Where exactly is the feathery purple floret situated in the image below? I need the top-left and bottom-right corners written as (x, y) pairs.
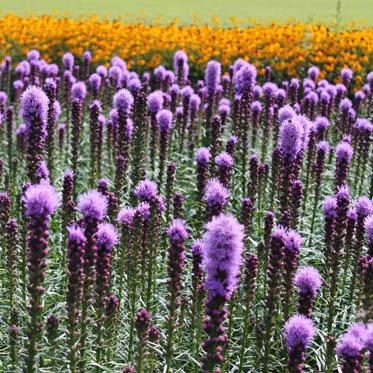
top-left (95, 222), bottom-right (119, 251)
top-left (77, 190), bottom-right (107, 220)
top-left (335, 142), bottom-right (353, 164)
top-left (284, 314), bottom-right (315, 349)
top-left (147, 90), bottom-right (164, 113)
top-left (203, 213), bottom-right (244, 300)
top-left (295, 266), bottom-right (322, 297)
top-left (134, 180), bottom-right (158, 201)
top-left (323, 196), bottom-right (337, 218)
top-left (205, 60), bottom-right (221, 93)
top-left (203, 179), bottom-right (229, 210)
top-left (156, 109), bottom-right (173, 132)
top-left (279, 116), bottom-right (304, 158)
top-left (71, 82), bottom-right (87, 101)
top-left (113, 89), bottom-right (134, 113)
top-left (167, 219), bottom-right (189, 242)
top-left (23, 181), bottom-right (60, 217)
top-left (20, 86), bottom-right (49, 124)
top-left (196, 147), bottom-right (210, 164)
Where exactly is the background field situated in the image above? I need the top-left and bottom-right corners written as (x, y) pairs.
top-left (0, 0), bottom-right (372, 24)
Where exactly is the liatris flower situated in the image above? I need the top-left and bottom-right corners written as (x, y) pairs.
top-left (5, 106), bottom-right (14, 185)
top-left (209, 115), bottom-right (222, 166)
top-left (172, 191), bottom-right (184, 219)
top-left (165, 162), bottom-right (176, 219)
top-left (165, 219), bottom-right (189, 371)
top-left (70, 82), bottom-right (86, 189)
top-left (94, 222), bottom-right (118, 365)
top-left (63, 52), bottom-right (74, 71)
top-left (46, 314), bottom-right (59, 369)
top-left (263, 227), bottom-right (287, 370)
top-left (225, 134), bottom-right (238, 158)
top-left (58, 122), bottom-right (65, 156)
top-left (290, 179), bottom-right (304, 229)
top-left (117, 206), bottom-right (135, 303)
top-left (174, 50), bottom-right (188, 87)
top-left (336, 328), bottom-right (364, 372)
top-left (23, 181), bottom-right (60, 372)
top-left (61, 170), bottom-right (75, 236)
top-left (196, 147), bottom-right (210, 201)
top-left (353, 118), bottom-right (372, 194)
top-left (215, 152), bottom-right (234, 188)
top-left (341, 67), bottom-right (353, 87)
top-left (203, 178), bottom-right (230, 219)
top-left (294, 266), bottom-right (322, 317)
top-left (238, 252), bottom-right (259, 372)
top-left (20, 86), bottom-right (49, 183)
top-left (134, 179), bottom-right (158, 203)
top-left (247, 154), bottom-right (260, 202)
top-left (201, 214), bottom-right (244, 372)
top-left (66, 225), bottom-right (86, 372)
top-left (0, 192), bottom-right (10, 239)
top-left (349, 197), bottom-right (373, 302)
top-left (283, 315), bottom-right (315, 373)
top-left (310, 141), bottom-right (329, 237)
top-left (250, 100), bottom-right (262, 147)
top-left (135, 308), bottom-right (152, 373)
top-left (240, 197), bottom-right (253, 244)
top-left (191, 240), bottom-right (205, 352)
top-left (282, 230), bottom-right (303, 319)
top-left (77, 189), bottom-right (107, 370)
top-left (89, 73), bottom-right (101, 99)
top-left (88, 100), bottom-right (101, 185)
top-left (205, 60), bottom-right (221, 94)
top-left (157, 109), bottom-right (173, 188)
top-left (278, 116), bottom-right (304, 226)
top-left (325, 186), bottom-right (351, 369)
top-left (335, 141), bottom-right (353, 189)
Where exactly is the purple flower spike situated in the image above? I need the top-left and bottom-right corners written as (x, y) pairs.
top-left (336, 142), bottom-right (353, 164)
top-left (77, 190), bottom-right (107, 220)
top-left (167, 219), bottom-right (189, 242)
top-left (71, 82), bottom-right (87, 101)
top-left (196, 147), bottom-right (210, 164)
top-left (156, 109), bottom-right (173, 133)
top-left (279, 116), bottom-right (304, 159)
top-left (95, 222), bottom-right (119, 251)
top-left (354, 197), bottom-right (373, 218)
top-left (203, 213), bottom-right (244, 300)
top-left (23, 181), bottom-right (60, 217)
top-left (203, 178), bottom-right (230, 217)
top-left (117, 207), bottom-right (136, 227)
top-left (134, 180), bottom-right (158, 202)
top-left (284, 314), bottom-right (315, 350)
top-left (113, 88), bottom-right (134, 114)
top-left (147, 90), bottom-right (164, 113)
top-left (323, 196), bottom-right (338, 219)
top-left (20, 86), bottom-right (49, 124)
top-left (205, 60), bottom-right (221, 93)
top-left (336, 334), bottom-right (363, 361)
top-left (295, 266), bottom-right (322, 297)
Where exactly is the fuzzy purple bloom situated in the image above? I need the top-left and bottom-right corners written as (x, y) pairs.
top-left (113, 88), bottom-right (134, 114)
top-left (284, 314), bottom-right (315, 349)
top-left (295, 266), bottom-right (322, 297)
top-left (203, 178), bottom-right (230, 215)
top-left (205, 60), bottom-right (221, 93)
top-left (20, 86), bottom-right (49, 124)
top-left (279, 116), bottom-right (304, 158)
top-left (77, 190), bottom-right (107, 220)
top-left (71, 82), bottom-right (87, 101)
top-left (95, 222), bottom-right (119, 251)
top-left (365, 215), bottom-right (373, 242)
top-left (147, 90), bottom-right (164, 113)
top-left (134, 179), bottom-right (158, 202)
top-left (156, 109), bottom-right (173, 133)
top-left (203, 213), bottom-right (244, 300)
top-left (196, 147), bottom-right (210, 164)
top-left (23, 181), bottom-right (60, 217)
top-left (323, 196), bottom-right (337, 219)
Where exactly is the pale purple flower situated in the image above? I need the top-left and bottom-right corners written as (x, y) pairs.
top-left (23, 181), bottom-right (60, 217)
top-left (77, 190), bottom-right (107, 220)
top-left (95, 222), bottom-right (119, 251)
top-left (294, 266), bottom-right (322, 297)
top-left (203, 213), bottom-right (244, 300)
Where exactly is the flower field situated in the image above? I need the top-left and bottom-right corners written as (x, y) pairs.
top-left (0, 24), bottom-right (372, 373)
top-left (0, 15), bottom-right (373, 85)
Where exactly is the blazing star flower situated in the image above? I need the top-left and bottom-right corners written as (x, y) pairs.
top-left (77, 190), bottom-right (107, 220)
top-left (203, 213), bottom-right (244, 300)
